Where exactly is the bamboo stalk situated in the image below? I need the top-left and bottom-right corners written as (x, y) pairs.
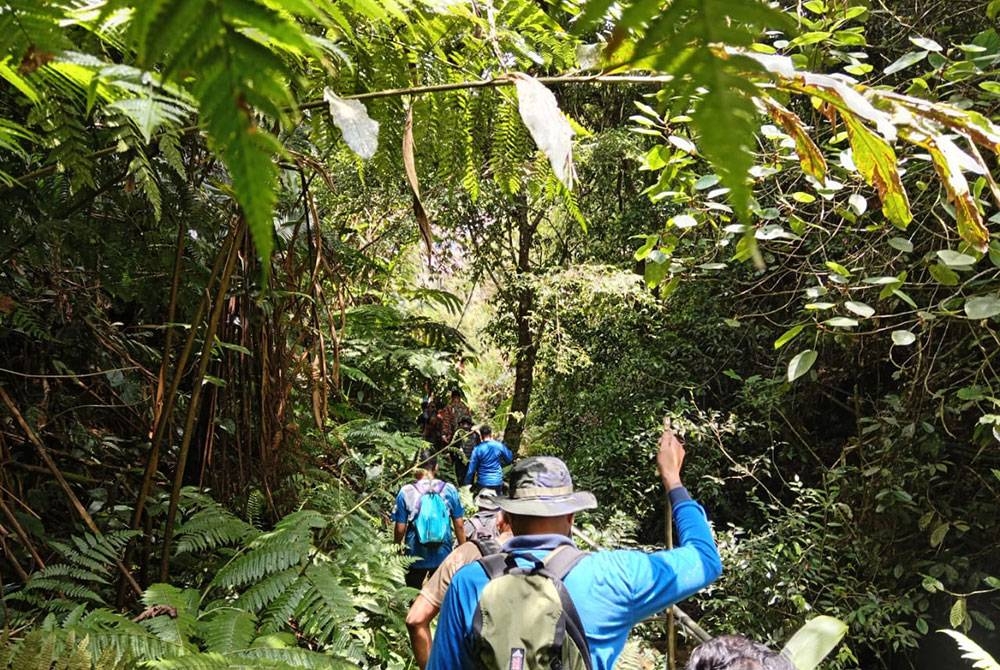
top-left (0, 386), bottom-right (142, 596)
top-left (159, 218), bottom-right (243, 581)
top-left (0, 497), bottom-right (45, 571)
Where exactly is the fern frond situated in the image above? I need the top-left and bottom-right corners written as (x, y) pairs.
top-left (198, 608), bottom-right (257, 654)
top-left (139, 585), bottom-right (200, 647)
top-left (174, 502), bottom-right (258, 555)
top-left (211, 510), bottom-right (325, 590)
top-left (294, 564), bottom-right (354, 643)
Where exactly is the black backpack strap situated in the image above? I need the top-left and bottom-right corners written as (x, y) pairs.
top-left (539, 546), bottom-right (593, 670)
top-left (470, 537), bottom-right (502, 557)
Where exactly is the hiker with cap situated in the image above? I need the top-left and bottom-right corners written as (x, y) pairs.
top-left (393, 451), bottom-right (467, 589)
top-left (463, 425), bottom-right (512, 495)
top-left (406, 493), bottom-right (512, 669)
top-left (427, 425), bottom-right (722, 670)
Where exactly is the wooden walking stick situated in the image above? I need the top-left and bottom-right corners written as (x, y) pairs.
top-left (663, 415), bottom-right (676, 670)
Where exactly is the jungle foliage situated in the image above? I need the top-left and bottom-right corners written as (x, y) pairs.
top-left (1, 0), bottom-right (999, 669)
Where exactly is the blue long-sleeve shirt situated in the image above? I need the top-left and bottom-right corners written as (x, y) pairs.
top-left (463, 439), bottom-right (512, 488)
top-left (426, 488), bottom-right (722, 670)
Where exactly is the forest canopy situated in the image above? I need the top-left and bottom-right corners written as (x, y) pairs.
top-left (1, 0), bottom-right (999, 668)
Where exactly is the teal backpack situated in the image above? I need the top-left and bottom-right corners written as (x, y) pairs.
top-left (407, 479), bottom-right (452, 546)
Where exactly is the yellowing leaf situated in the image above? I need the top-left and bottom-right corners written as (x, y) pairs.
top-left (762, 97), bottom-right (827, 180)
top-left (774, 324), bottom-right (805, 350)
top-left (843, 114), bottom-right (912, 228)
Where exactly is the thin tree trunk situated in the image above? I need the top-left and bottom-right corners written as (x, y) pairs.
top-left (502, 199), bottom-right (541, 452)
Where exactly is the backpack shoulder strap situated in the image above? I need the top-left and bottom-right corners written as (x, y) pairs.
top-left (542, 545), bottom-right (589, 580)
top-left (540, 546), bottom-right (593, 670)
top-left (471, 537), bottom-right (502, 557)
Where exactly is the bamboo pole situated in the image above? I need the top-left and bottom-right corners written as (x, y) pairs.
top-left (0, 386), bottom-right (142, 596)
top-left (159, 218), bottom-right (243, 581)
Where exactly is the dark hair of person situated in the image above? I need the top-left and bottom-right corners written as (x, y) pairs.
top-left (417, 450), bottom-right (438, 471)
top-left (685, 636), bottom-right (794, 670)
top-left (478, 425), bottom-right (492, 438)
top-left (451, 388), bottom-right (462, 399)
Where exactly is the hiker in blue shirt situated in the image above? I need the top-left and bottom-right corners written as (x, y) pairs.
top-left (463, 425), bottom-right (512, 494)
top-left (427, 426), bottom-right (722, 670)
top-left (393, 451), bottom-right (466, 589)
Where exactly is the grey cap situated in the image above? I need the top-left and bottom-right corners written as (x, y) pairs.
top-left (485, 456), bottom-right (597, 517)
top-left (474, 490), bottom-right (500, 511)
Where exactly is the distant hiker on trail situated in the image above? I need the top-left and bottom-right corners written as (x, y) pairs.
top-left (427, 425), bottom-right (722, 670)
top-left (421, 399), bottom-right (445, 449)
top-left (440, 388), bottom-right (472, 446)
top-left (463, 425), bottom-right (512, 494)
top-left (393, 451), bottom-right (466, 589)
top-left (685, 635), bottom-right (794, 670)
top-left (450, 415), bottom-right (479, 484)
top-left (406, 494), bottom-right (512, 669)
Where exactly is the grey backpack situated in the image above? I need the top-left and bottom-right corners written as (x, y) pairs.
top-left (471, 546), bottom-right (592, 670)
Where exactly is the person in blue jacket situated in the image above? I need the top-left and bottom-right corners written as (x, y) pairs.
top-left (463, 425), bottom-right (512, 494)
top-left (428, 426), bottom-right (722, 670)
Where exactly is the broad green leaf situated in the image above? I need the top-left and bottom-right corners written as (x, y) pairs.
top-left (324, 89), bottom-right (379, 160)
top-left (695, 174), bottom-right (721, 190)
top-left (888, 237), bottom-right (913, 252)
top-left (825, 261), bottom-right (851, 277)
top-left (845, 301), bottom-right (875, 318)
top-left (930, 522), bottom-right (950, 547)
top-left (774, 324), bottom-right (805, 350)
top-left (512, 74), bottom-right (576, 189)
top-left (937, 250), bottom-right (977, 268)
top-left (884, 50), bottom-right (928, 75)
top-left (670, 214), bottom-right (698, 228)
top-left (892, 330), bottom-right (916, 346)
top-left (929, 264), bottom-right (960, 286)
top-left (791, 191), bottom-right (815, 203)
top-left (805, 302), bottom-right (835, 310)
top-left (824, 317), bottom-right (858, 328)
top-left (780, 615), bottom-right (848, 670)
top-left (842, 114), bottom-right (912, 228)
top-left (950, 598), bottom-right (968, 629)
top-left (787, 349), bottom-right (818, 383)
top-left (964, 296), bottom-right (1000, 320)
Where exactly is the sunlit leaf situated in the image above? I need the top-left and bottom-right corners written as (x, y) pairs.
top-left (774, 324), bottom-right (805, 350)
top-left (937, 250), bottom-right (977, 268)
top-left (824, 317), bottom-right (858, 328)
top-left (964, 296), bottom-right (1000, 320)
top-left (892, 330), bottom-right (916, 346)
top-left (512, 73), bottom-right (576, 189)
top-left (884, 50), bottom-right (928, 75)
top-left (842, 114), bottom-right (912, 228)
top-left (324, 89), bottom-right (379, 160)
top-left (845, 301), bottom-right (875, 318)
top-left (888, 237), bottom-right (913, 252)
top-left (780, 615), bottom-right (848, 670)
top-left (787, 349), bottom-right (818, 383)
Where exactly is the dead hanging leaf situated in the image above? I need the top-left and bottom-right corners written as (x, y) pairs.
top-left (323, 88), bottom-right (379, 160)
top-left (842, 113), bottom-right (912, 228)
top-left (905, 127), bottom-right (989, 251)
top-left (510, 73), bottom-right (576, 189)
top-left (403, 106), bottom-right (433, 257)
top-left (18, 45), bottom-right (54, 74)
top-left (761, 96), bottom-right (827, 181)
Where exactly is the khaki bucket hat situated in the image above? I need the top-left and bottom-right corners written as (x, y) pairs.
top-left (484, 456), bottom-right (597, 517)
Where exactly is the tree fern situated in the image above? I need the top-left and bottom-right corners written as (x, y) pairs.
top-left (198, 608), bottom-right (257, 654)
top-left (211, 510), bottom-right (326, 590)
